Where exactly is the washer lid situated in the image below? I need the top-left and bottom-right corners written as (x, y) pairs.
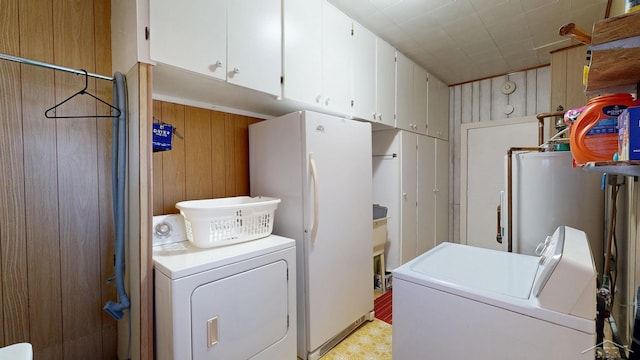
top-left (153, 234), bottom-right (295, 279)
top-left (393, 237), bottom-right (595, 334)
top-left (401, 242), bottom-right (540, 299)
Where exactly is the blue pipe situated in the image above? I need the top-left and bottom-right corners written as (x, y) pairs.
top-left (104, 72), bottom-right (130, 320)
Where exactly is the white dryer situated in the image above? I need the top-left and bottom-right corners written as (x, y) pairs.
top-left (393, 225), bottom-right (597, 359)
top-left (152, 215), bottom-right (296, 360)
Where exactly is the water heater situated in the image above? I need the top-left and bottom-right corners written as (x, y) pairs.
top-left (501, 151), bottom-right (604, 273)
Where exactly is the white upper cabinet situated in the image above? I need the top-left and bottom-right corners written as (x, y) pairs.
top-left (321, 0), bottom-right (352, 114)
top-left (396, 53), bottom-right (428, 135)
top-left (350, 20), bottom-right (376, 122)
top-left (283, 0), bottom-right (351, 114)
top-left (282, 0), bottom-right (322, 105)
top-left (227, 0), bottom-right (282, 96)
top-left (149, 0), bottom-right (282, 97)
top-left (149, 0), bottom-right (227, 80)
top-left (396, 52), bottom-right (413, 132)
top-left (374, 38), bottom-right (396, 127)
top-left (427, 73), bottom-right (450, 140)
top-left (412, 65), bottom-right (428, 135)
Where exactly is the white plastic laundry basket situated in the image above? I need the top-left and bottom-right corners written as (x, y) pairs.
top-left (175, 196), bottom-right (280, 248)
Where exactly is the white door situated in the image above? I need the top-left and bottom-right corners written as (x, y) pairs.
top-left (416, 135), bottom-right (436, 255)
top-left (375, 38), bottom-right (396, 127)
top-left (395, 53), bottom-right (413, 132)
top-left (303, 114), bottom-right (373, 352)
top-left (435, 138), bottom-right (449, 245)
top-left (227, 0), bottom-right (282, 96)
top-left (427, 73), bottom-right (450, 140)
top-left (321, 0), bottom-right (352, 114)
top-left (149, 0), bottom-right (226, 80)
top-left (412, 65), bottom-right (428, 135)
top-left (350, 20), bottom-right (376, 121)
top-left (282, 0), bottom-right (322, 104)
top-left (460, 117), bottom-right (539, 250)
top-left (400, 132), bottom-right (417, 263)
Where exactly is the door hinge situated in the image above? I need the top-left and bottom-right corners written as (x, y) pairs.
top-left (145, 26), bottom-right (150, 40)
top-left (280, 76), bottom-right (284, 84)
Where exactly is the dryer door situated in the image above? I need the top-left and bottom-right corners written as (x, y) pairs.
top-left (191, 260), bottom-right (289, 359)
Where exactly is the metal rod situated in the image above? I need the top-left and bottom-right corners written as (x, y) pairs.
top-left (0, 52), bottom-right (113, 81)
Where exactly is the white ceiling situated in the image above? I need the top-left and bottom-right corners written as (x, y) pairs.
top-left (328, 0), bottom-right (609, 85)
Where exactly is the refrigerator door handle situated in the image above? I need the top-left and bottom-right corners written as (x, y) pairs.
top-left (309, 153), bottom-right (319, 243)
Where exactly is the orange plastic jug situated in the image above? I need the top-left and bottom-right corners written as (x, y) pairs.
top-left (570, 93), bottom-right (636, 165)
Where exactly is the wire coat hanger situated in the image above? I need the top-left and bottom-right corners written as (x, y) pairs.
top-left (45, 69), bottom-right (122, 119)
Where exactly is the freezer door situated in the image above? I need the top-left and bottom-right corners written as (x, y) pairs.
top-left (301, 112), bottom-right (374, 353)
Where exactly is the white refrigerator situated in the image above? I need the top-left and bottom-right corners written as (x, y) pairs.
top-left (249, 111), bottom-right (374, 360)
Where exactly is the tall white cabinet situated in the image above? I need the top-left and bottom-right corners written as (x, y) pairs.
top-left (373, 129), bottom-right (448, 270)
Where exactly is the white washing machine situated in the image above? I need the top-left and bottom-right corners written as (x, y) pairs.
top-left (152, 214), bottom-right (296, 360)
top-left (393, 226), bottom-right (597, 359)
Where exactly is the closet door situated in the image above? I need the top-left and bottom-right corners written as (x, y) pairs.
top-left (416, 135), bottom-right (436, 256)
top-left (400, 132), bottom-right (417, 263)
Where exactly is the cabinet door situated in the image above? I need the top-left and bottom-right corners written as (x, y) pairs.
top-left (427, 73), bottom-right (450, 140)
top-left (282, 0), bottom-right (322, 105)
top-left (375, 38), bottom-right (396, 127)
top-left (396, 53), bottom-right (413, 132)
top-left (227, 0), bottom-right (282, 96)
top-left (412, 65), bottom-right (428, 135)
top-left (416, 135), bottom-right (436, 256)
top-left (149, 0), bottom-right (226, 80)
top-left (400, 131), bottom-right (417, 263)
top-left (434, 138), bottom-right (449, 245)
top-left (321, 0), bottom-right (352, 114)
top-left (351, 20), bottom-right (376, 121)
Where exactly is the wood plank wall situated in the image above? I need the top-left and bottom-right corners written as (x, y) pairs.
top-left (152, 100), bottom-right (263, 215)
top-left (0, 0), bottom-right (117, 359)
top-left (448, 66), bottom-right (551, 244)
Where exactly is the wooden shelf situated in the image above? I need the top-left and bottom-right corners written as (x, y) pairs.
top-left (585, 11), bottom-right (640, 92)
top-left (583, 160), bottom-right (640, 177)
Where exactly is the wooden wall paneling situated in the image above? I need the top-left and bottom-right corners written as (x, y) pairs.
top-left (566, 45), bottom-right (589, 110)
top-left (211, 110), bottom-right (227, 198)
top-left (536, 66), bottom-right (551, 114)
top-left (19, 0), bottom-right (64, 352)
top-left (93, 0), bottom-right (118, 356)
top-left (508, 71), bottom-right (526, 118)
top-left (160, 102), bottom-right (186, 214)
top-left (550, 49), bottom-right (568, 111)
top-left (22, 67), bottom-right (64, 360)
top-left (525, 69), bottom-right (538, 115)
top-left (478, 78), bottom-right (492, 122)
top-left (138, 63), bottom-right (154, 360)
top-left (471, 82), bottom-right (480, 123)
top-left (54, 0), bottom-right (102, 356)
top-left (232, 114), bottom-right (250, 195)
top-left (152, 100), bottom-right (164, 215)
top-left (0, 0), bottom-right (24, 348)
top-left (461, 83), bottom-right (473, 125)
top-left (224, 114), bottom-right (238, 196)
top-left (490, 76), bottom-right (508, 120)
top-left (185, 106), bottom-right (213, 200)
top-left (0, 63), bottom-right (30, 346)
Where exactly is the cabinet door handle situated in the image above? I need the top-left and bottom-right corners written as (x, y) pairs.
top-left (233, 67), bottom-right (240, 74)
top-left (215, 60), bottom-right (223, 67)
top-left (315, 95), bottom-right (322, 104)
top-left (324, 97), bottom-right (331, 106)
